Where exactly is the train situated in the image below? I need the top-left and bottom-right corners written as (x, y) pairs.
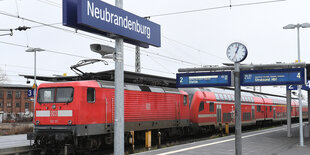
top-left (27, 80), bottom-right (308, 152)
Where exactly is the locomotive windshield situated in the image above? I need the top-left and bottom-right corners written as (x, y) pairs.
top-left (38, 87), bottom-right (74, 103)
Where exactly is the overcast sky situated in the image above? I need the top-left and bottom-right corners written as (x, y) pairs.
top-left (0, 0), bottom-right (310, 95)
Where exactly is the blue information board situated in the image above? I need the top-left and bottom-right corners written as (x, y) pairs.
top-left (287, 80), bottom-right (310, 90)
top-left (176, 72), bottom-right (231, 88)
top-left (63, 0), bottom-right (161, 48)
top-left (241, 68), bottom-right (306, 86)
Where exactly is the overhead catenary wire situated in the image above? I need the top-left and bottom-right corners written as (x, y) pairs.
top-left (0, 40), bottom-right (177, 76)
top-left (162, 36), bottom-right (226, 60)
top-left (0, 4), bottom-right (225, 66)
top-left (146, 54), bottom-right (174, 74)
top-left (0, 2), bottom-right (231, 73)
top-left (0, 64), bottom-right (66, 74)
top-left (0, 10), bottom-right (114, 44)
top-left (37, 0), bottom-right (61, 8)
top-left (0, 6), bottom-right (223, 66)
top-left (146, 0), bottom-right (286, 18)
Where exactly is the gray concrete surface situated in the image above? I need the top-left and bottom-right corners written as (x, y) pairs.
top-left (135, 124), bottom-right (310, 155)
top-left (0, 134), bottom-right (29, 149)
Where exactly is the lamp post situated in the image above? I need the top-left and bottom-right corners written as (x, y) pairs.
top-left (25, 48), bottom-right (44, 119)
top-left (283, 23), bottom-right (310, 147)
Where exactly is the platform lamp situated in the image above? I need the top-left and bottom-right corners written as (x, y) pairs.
top-left (283, 23), bottom-right (310, 147)
top-left (25, 47), bottom-right (45, 119)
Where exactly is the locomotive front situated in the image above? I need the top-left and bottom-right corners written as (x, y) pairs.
top-left (27, 81), bottom-right (83, 150)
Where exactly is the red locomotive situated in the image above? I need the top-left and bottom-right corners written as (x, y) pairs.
top-left (28, 80), bottom-right (307, 152)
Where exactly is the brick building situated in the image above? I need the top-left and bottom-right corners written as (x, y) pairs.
top-left (0, 84), bottom-right (33, 123)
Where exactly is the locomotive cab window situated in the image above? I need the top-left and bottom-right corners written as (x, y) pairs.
top-left (38, 88), bottom-right (55, 103)
top-left (56, 88), bottom-right (73, 103)
top-left (38, 87), bottom-right (73, 103)
top-left (199, 101), bottom-right (204, 112)
top-left (87, 88), bottom-right (95, 103)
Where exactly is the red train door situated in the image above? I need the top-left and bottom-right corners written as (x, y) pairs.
top-left (252, 105), bottom-right (255, 120)
top-left (216, 104), bottom-right (222, 123)
top-left (176, 99), bottom-right (180, 121)
top-left (265, 106), bottom-right (268, 119)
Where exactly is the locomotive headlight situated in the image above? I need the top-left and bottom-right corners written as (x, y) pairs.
top-left (36, 120), bottom-right (40, 125)
top-left (68, 120), bottom-right (72, 125)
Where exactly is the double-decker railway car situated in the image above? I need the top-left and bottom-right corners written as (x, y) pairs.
top-left (187, 87), bottom-right (307, 129)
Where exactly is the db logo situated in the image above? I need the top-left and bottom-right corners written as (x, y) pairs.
top-left (50, 111), bottom-right (58, 117)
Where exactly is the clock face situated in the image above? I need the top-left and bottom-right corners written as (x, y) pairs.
top-left (226, 42), bottom-right (248, 62)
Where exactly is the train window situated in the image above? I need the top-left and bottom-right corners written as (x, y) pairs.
top-left (149, 87), bottom-right (164, 93)
top-left (139, 86), bottom-right (151, 92)
top-left (210, 102), bottom-right (214, 112)
top-left (247, 97), bottom-right (251, 102)
top-left (223, 94), bottom-right (228, 101)
top-left (183, 96), bottom-right (188, 106)
top-left (0, 91), bottom-right (3, 99)
top-left (87, 88), bottom-right (95, 103)
top-left (38, 88), bottom-right (55, 103)
top-left (215, 94), bottom-right (220, 101)
top-left (188, 94), bottom-right (194, 108)
top-left (257, 105), bottom-right (261, 112)
top-left (270, 106), bottom-right (272, 112)
top-left (219, 94), bottom-right (224, 101)
top-left (227, 95), bottom-right (232, 101)
top-left (56, 88), bottom-right (74, 103)
top-left (125, 85), bottom-right (141, 91)
top-left (199, 101), bottom-right (204, 112)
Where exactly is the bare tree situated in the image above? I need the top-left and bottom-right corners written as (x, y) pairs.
top-left (0, 68), bottom-right (7, 84)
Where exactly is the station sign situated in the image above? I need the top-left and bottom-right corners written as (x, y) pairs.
top-left (176, 71), bottom-right (232, 88)
top-left (287, 80), bottom-right (310, 90)
top-left (27, 89), bottom-right (34, 97)
top-left (241, 68), bottom-right (306, 86)
top-left (63, 0), bottom-right (161, 48)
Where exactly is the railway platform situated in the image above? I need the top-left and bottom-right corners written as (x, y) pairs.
top-left (0, 134), bottom-right (33, 155)
top-left (0, 134), bottom-right (28, 149)
top-left (134, 124), bottom-right (310, 155)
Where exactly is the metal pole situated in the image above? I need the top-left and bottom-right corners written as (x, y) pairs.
top-left (33, 51), bottom-right (36, 119)
top-left (234, 62), bottom-right (242, 155)
top-left (114, 1), bottom-right (124, 155)
top-left (135, 46), bottom-right (141, 73)
top-left (286, 89), bottom-right (292, 137)
top-left (308, 91), bottom-right (310, 125)
top-left (297, 26), bottom-right (304, 146)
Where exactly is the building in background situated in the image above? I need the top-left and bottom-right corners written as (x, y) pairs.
top-left (0, 84), bottom-right (33, 123)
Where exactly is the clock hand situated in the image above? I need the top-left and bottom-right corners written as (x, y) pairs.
top-left (233, 44), bottom-right (239, 60)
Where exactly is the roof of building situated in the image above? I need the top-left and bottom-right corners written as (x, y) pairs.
top-left (0, 83), bottom-right (32, 89)
top-left (20, 70), bottom-right (177, 88)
